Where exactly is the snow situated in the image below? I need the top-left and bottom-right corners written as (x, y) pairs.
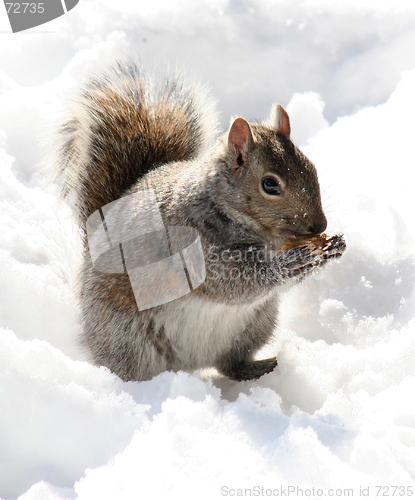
top-left (1, 0), bottom-right (415, 499)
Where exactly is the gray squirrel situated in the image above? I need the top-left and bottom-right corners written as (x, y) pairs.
top-left (54, 59), bottom-right (345, 382)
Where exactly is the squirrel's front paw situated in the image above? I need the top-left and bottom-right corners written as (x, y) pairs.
top-left (321, 234), bottom-right (346, 261)
top-left (277, 233), bottom-right (346, 281)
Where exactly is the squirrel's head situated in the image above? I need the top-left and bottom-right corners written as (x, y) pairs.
top-left (221, 104), bottom-right (327, 249)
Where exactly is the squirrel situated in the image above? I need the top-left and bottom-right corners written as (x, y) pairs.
top-left (53, 58), bottom-right (346, 382)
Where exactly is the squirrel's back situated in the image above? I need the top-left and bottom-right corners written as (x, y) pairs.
top-left (54, 60), bottom-right (218, 228)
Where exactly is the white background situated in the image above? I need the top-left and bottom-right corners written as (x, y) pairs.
top-left (0, 1), bottom-right (415, 499)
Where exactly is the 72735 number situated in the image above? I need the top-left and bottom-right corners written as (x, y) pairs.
top-left (5, 3), bottom-right (45, 13)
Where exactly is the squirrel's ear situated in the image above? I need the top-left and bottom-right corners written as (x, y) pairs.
top-left (269, 103), bottom-right (291, 136)
top-left (228, 117), bottom-right (253, 174)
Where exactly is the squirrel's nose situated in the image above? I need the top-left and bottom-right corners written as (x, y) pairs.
top-left (308, 214), bottom-right (327, 235)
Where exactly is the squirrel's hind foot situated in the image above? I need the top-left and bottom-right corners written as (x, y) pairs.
top-left (216, 356), bottom-right (278, 382)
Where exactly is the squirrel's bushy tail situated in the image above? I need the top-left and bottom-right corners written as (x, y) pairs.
top-left (53, 59), bottom-right (218, 228)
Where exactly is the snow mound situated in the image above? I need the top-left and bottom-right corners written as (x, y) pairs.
top-left (0, 2), bottom-right (415, 498)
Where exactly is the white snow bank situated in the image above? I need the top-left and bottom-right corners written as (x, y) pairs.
top-left (2, 0), bottom-right (415, 125)
top-left (0, 138), bottom-right (81, 359)
top-left (1, 1), bottom-right (415, 498)
top-left (0, 329), bottom-right (146, 498)
top-left (0, 69), bottom-right (413, 499)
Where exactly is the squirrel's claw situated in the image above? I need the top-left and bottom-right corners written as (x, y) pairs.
top-left (321, 234), bottom-right (346, 261)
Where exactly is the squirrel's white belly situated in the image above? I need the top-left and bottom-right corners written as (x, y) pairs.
top-left (155, 291), bottom-right (278, 369)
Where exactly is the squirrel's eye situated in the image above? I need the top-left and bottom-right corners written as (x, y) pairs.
top-left (262, 176), bottom-right (281, 195)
